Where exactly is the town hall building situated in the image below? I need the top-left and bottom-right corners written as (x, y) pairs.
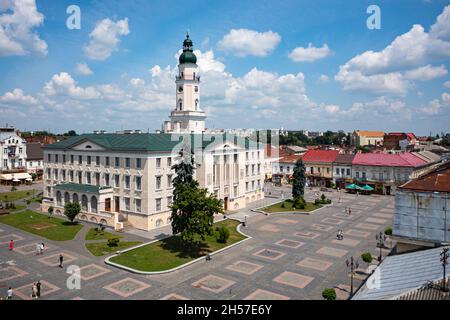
top-left (41, 35), bottom-right (265, 231)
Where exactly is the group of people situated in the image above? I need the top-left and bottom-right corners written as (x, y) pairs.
top-left (31, 281), bottom-right (42, 299)
top-left (345, 207), bottom-right (352, 215)
top-left (336, 229), bottom-right (344, 240)
top-left (35, 242), bottom-right (46, 255)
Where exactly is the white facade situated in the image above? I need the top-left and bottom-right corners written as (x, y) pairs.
top-left (27, 159), bottom-right (43, 173)
top-left (0, 128), bottom-right (27, 171)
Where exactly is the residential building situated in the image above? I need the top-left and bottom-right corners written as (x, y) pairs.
top-left (302, 149), bottom-right (339, 187)
top-left (383, 132), bottom-right (417, 150)
top-left (393, 161), bottom-right (450, 253)
top-left (26, 142), bottom-right (44, 175)
top-left (332, 153), bottom-right (354, 189)
top-left (41, 34), bottom-right (265, 232)
top-left (351, 152), bottom-right (428, 195)
top-left (263, 144), bottom-right (281, 181)
top-left (271, 154), bottom-right (302, 184)
top-left (352, 130), bottom-right (384, 147)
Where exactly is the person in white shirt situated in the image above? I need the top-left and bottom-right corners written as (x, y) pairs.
top-left (7, 287), bottom-right (13, 299)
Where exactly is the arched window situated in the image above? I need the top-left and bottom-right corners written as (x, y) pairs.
top-left (81, 195), bottom-right (88, 211)
top-left (178, 99), bottom-right (183, 110)
top-left (193, 72), bottom-right (196, 80)
top-left (91, 196), bottom-right (98, 213)
top-left (195, 99), bottom-right (199, 110)
top-left (72, 193), bottom-right (79, 203)
top-left (64, 192), bottom-right (70, 204)
top-left (56, 191), bottom-right (62, 206)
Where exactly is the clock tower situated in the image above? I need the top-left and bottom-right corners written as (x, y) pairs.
top-left (163, 34), bottom-right (206, 134)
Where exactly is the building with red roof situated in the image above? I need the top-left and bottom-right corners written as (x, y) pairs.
top-left (351, 152), bottom-right (428, 194)
top-left (303, 149), bottom-right (339, 187)
top-left (384, 132), bottom-right (418, 150)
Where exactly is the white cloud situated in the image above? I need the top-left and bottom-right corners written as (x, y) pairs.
top-left (0, 88), bottom-right (37, 105)
top-left (288, 43), bottom-right (331, 62)
top-left (75, 62), bottom-right (93, 76)
top-left (444, 81), bottom-right (450, 88)
top-left (217, 29), bottom-right (281, 57)
top-left (0, 0), bottom-right (47, 56)
top-left (43, 72), bottom-right (100, 100)
top-left (335, 6), bottom-right (450, 95)
top-left (318, 74), bottom-right (330, 83)
top-left (404, 64), bottom-right (447, 81)
top-left (420, 92), bottom-right (450, 115)
top-left (84, 18), bottom-right (130, 60)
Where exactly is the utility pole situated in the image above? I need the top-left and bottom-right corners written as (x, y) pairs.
top-left (441, 247), bottom-right (449, 292)
top-left (346, 256), bottom-right (359, 298)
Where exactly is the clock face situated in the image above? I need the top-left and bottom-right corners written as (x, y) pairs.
top-left (178, 86), bottom-right (183, 92)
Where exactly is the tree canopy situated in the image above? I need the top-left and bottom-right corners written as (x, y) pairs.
top-left (292, 158), bottom-right (306, 199)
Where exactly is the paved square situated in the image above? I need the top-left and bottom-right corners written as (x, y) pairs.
top-left (273, 271), bottom-right (314, 289)
top-left (38, 252), bottom-right (77, 266)
top-left (103, 277), bottom-right (151, 298)
top-left (258, 224), bottom-right (280, 232)
top-left (275, 239), bottom-right (304, 249)
top-left (273, 218), bottom-right (298, 225)
top-left (332, 238), bottom-right (361, 247)
top-left (297, 257), bottom-right (333, 271)
top-left (79, 264), bottom-right (111, 281)
top-left (316, 246), bottom-right (348, 258)
top-left (0, 266), bottom-right (28, 281)
top-left (244, 289), bottom-right (290, 300)
top-left (335, 284), bottom-right (351, 300)
top-left (0, 234), bottom-right (24, 245)
top-left (253, 248), bottom-right (286, 261)
top-left (225, 260), bottom-right (264, 275)
top-left (160, 293), bottom-right (189, 300)
top-left (14, 243), bottom-right (52, 255)
top-left (373, 213), bottom-right (392, 219)
top-left (321, 218), bottom-right (344, 225)
top-left (293, 231), bottom-right (320, 239)
top-left (14, 280), bottom-right (60, 300)
top-left (311, 224), bottom-right (333, 231)
top-left (380, 208), bottom-right (394, 213)
top-left (192, 275), bottom-right (236, 293)
top-left (343, 229), bottom-right (371, 238)
top-left (332, 213), bottom-right (353, 220)
top-left (355, 223), bottom-right (379, 230)
top-left (365, 217), bottom-right (388, 224)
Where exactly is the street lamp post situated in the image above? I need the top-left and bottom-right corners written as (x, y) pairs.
top-left (376, 232), bottom-right (387, 262)
top-left (441, 247), bottom-right (449, 292)
top-left (346, 256), bottom-right (359, 298)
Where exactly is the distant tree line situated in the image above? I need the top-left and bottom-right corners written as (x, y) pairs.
top-left (278, 130), bottom-right (350, 147)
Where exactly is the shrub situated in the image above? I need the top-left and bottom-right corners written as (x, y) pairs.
top-left (11, 186), bottom-right (17, 192)
top-left (384, 227), bottom-right (393, 236)
top-left (314, 198), bottom-right (320, 205)
top-left (293, 196), bottom-right (306, 209)
top-left (107, 237), bottom-right (120, 247)
top-left (326, 199), bottom-right (332, 204)
top-left (321, 193), bottom-right (326, 201)
top-left (26, 191), bottom-right (30, 196)
top-left (26, 200), bottom-right (31, 205)
top-left (322, 288), bottom-right (336, 300)
top-left (280, 202), bottom-right (286, 208)
top-left (216, 226), bottom-right (230, 244)
top-left (361, 252), bottom-right (373, 263)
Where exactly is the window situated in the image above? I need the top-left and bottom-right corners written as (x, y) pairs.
top-left (246, 182), bottom-right (249, 191)
top-left (310, 167), bottom-right (314, 174)
top-left (156, 158), bottom-right (161, 168)
top-left (246, 152), bottom-right (249, 161)
top-left (136, 158), bottom-right (141, 169)
top-left (87, 156), bottom-right (91, 165)
top-left (55, 154), bottom-right (59, 163)
top-left (54, 169), bottom-right (58, 180)
top-left (104, 173), bottom-right (110, 186)
top-left (234, 154), bottom-right (238, 163)
top-left (125, 158), bottom-right (130, 168)
top-left (70, 155), bottom-right (74, 164)
top-left (18, 147), bottom-right (22, 154)
top-left (362, 172), bottom-right (366, 179)
top-left (245, 165), bottom-right (249, 176)
top-left (78, 171), bottom-right (82, 183)
top-left (46, 168), bottom-right (51, 179)
top-left (96, 156), bottom-right (100, 166)
top-left (379, 173), bottom-right (384, 181)
top-left (95, 172), bottom-right (100, 185)
top-left (114, 174), bottom-right (120, 187)
top-left (135, 199), bottom-right (141, 212)
top-left (115, 157), bottom-right (120, 167)
top-left (135, 176), bottom-right (141, 191)
top-left (125, 176), bottom-right (130, 189)
top-left (167, 157), bottom-right (172, 167)
top-left (356, 172), bottom-right (360, 178)
top-left (156, 176), bottom-right (162, 189)
top-left (318, 167), bottom-right (321, 173)
top-left (252, 181), bottom-right (255, 190)
top-left (156, 198), bottom-right (161, 212)
top-left (61, 170), bottom-right (66, 181)
top-left (86, 172), bottom-right (91, 184)
top-left (327, 168), bottom-right (330, 174)
top-left (346, 169), bottom-right (350, 176)
top-left (105, 156), bottom-right (110, 166)
top-left (234, 186), bottom-right (238, 197)
top-left (63, 155), bottom-right (66, 163)
top-left (47, 154), bottom-right (51, 162)
top-left (78, 155), bottom-right (82, 164)
top-left (167, 196), bottom-right (173, 207)
top-left (257, 164), bottom-right (261, 174)
top-left (252, 164), bottom-right (255, 175)
top-left (124, 197), bottom-right (130, 211)
top-left (167, 175), bottom-right (173, 188)
top-left (336, 168), bottom-right (340, 175)
top-left (69, 170), bottom-right (74, 182)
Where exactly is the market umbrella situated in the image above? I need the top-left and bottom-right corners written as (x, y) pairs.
top-left (345, 184), bottom-right (358, 189)
top-left (362, 184), bottom-right (374, 191)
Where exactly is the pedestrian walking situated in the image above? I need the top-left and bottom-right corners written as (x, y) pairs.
top-left (59, 254), bottom-right (64, 268)
top-left (9, 240), bottom-right (14, 251)
top-left (7, 287), bottom-right (13, 300)
top-left (40, 242), bottom-right (45, 254)
top-left (36, 281), bottom-right (41, 298)
top-left (31, 283), bottom-right (37, 299)
top-left (348, 208), bottom-right (352, 215)
top-left (36, 243), bottom-right (41, 255)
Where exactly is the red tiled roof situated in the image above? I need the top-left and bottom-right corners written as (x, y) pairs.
top-left (352, 153), bottom-right (427, 167)
top-left (399, 161), bottom-right (450, 192)
top-left (406, 133), bottom-right (417, 140)
top-left (279, 154), bottom-right (302, 164)
top-left (334, 153), bottom-right (355, 164)
top-left (302, 150), bottom-right (339, 163)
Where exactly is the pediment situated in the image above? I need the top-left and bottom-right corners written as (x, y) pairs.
top-left (71, 140), bottom-right (107, 151)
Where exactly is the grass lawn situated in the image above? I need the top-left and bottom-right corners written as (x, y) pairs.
top-left (85, 227), bottom-right (121, 240)
top-left (86, 241), bottom-right (142, 256)
top-left (261, 200), bottom-right (322, 213)
top-left (109, 220), bottom-right (246, 272)
top-left (10, 204), bottom-right (27, 212)
top-left (0, 189), bottom-right (37, 202)
top-left (0, 210), bottom-right (83, 241)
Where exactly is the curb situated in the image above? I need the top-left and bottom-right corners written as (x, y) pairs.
top-left (104, 219), bottom-right (252, 275)
top-left (252, 200), bottom-right (332, 216)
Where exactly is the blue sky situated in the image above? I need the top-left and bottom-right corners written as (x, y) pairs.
top-left (0, 0), bottom-right (449, 135)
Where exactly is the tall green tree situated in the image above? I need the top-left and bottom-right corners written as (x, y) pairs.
top-left (292, 158), bottom-right (306, 199)
top-left (64, 201), bottom-right (80, 223)
top-left (170, 149), bottom-right (223, 245)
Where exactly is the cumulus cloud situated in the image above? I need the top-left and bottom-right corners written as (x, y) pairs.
top-left (443, 81), bottom-right (450, 88)
top-left (288, 43), bottom-right (331, 62)
top-left (43, 72), bottom-right (101, 100)
top-left (75, 62), bottom-right (93, 76)
top-left (217, 29), bottom-right (281, 57)
top-left (84, 18), bottom-right (130, 60)
top-left (335, 5), bottom-right (450, 95)
top-left (421, 92), bottom-right (450, 115)
top-left (0, 0), bottom-right (47, 56)
top-left (0, 88), bottom-right (37, 105)
top-left (318, 74), bottom-right (330, 83)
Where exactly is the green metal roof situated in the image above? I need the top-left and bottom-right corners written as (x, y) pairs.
top-left (43, 133), bottom-right (262, 152)
top-left (54, 183), bottom-right (111, 194)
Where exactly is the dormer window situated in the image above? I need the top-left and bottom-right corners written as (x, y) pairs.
top-left (86, 145), bottom-right (92, 149)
